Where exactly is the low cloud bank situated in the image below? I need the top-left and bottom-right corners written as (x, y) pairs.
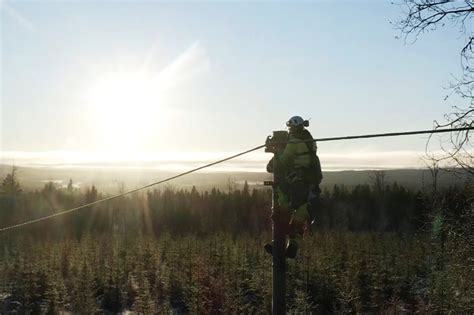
top-left (0, 150), bottom-right (441, 172)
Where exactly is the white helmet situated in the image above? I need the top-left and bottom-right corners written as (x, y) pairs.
top-left (286, 116), bottom-right (309, 128)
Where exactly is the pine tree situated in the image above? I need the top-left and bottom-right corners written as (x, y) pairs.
top-left (0, 166), bottom-right (21, 197)
top-left (67, 179), bottom-right (74, 192)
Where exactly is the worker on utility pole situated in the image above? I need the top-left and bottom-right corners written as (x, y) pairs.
top-left (265, 115), bottom-right (322, 258)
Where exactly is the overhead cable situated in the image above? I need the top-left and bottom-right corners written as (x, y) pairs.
top-left (1, 126), bottom-right (472, 232)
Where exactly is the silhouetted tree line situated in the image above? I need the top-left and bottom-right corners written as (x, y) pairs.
top-left (0, 169), bottom-right (471, 239)
top-left (1, 169), bottom-right (473, 313)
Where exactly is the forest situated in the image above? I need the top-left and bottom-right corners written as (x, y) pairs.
top-left (0, 168), bottom-right (473, 313)
top-left (3, 0), bottom-right (474, 313)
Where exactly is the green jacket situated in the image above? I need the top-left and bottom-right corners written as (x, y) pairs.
top-left (278, 129), bottom-right (313, 168)
top-left (277, 129), bottom-right (323, 184)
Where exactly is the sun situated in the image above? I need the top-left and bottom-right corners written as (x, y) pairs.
top-left (82, 42), bottom-right (208, 153)
top-left (85, 71), bottom-right (164, 152)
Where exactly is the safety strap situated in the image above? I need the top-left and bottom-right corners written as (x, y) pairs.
top-left (295, 151), bottom-right (310, 157)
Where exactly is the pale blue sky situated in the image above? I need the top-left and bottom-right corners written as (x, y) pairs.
top-left (0, 1), bottom-right (469, 169)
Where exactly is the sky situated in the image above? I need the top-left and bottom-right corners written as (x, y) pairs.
top-left (0, 0), bottom-right (470, 171)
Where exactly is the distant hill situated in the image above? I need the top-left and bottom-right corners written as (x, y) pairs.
top-left (0, 164), bottom-right (470, 193)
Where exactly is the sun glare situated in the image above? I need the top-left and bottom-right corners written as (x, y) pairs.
top-left (85, 72), bottom-right (164, 151)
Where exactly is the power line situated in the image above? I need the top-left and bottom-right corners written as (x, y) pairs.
top-left (313, 126), bottom-right (473, 143)
top-left (0, 144), bottom-right (266, 232)
top-left (0, 126), bottom-right (472, 232)
top-left (275, 126), bottom-right (474, 144)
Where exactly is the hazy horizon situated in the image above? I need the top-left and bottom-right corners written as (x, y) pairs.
top-left (0, 148), bottom-right (448, 172)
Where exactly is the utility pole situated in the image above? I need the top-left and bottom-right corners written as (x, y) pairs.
top-left (265, 130), bottom-right (288, 315)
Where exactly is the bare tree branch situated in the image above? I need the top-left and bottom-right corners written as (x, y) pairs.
top-left (395, 0), bottom-right (474, 174)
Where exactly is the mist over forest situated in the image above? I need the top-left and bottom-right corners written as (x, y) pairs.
top-left (0, 164), bottom-right (470, 194)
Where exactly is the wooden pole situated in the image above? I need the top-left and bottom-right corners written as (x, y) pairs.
top-left (271, 151), bottom-right (286, 314)
top-left (272, 181), bottom-right (286, 315)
